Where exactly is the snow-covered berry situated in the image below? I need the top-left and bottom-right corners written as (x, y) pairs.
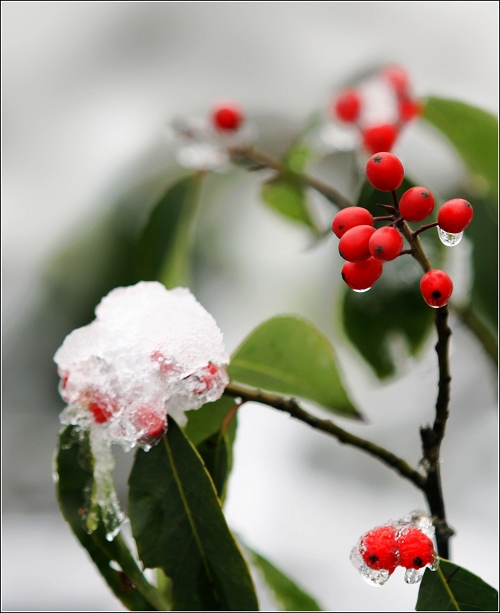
top-left (397, 527), bottom-right (435, 570)
top-left (54, 282), bottom-right (229, 450)
top-left (360, 526), bottom-right (399, 574)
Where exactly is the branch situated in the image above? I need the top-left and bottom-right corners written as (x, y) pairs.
top-left (224, 382), bottom-right (425, 490)
top-left (229, 146), bottom-right (353, 209)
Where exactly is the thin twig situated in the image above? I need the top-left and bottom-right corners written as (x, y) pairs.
top-left (224, 383), bottom-right (425, 489)
top-left (373, 215), bottom-right (394, 222)
top-left (413, 221), bottom-right (439, 237)
top-left (229, 146), bottom-right (353, 209)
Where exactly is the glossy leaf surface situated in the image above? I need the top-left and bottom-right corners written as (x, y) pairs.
top-left (228, 315), bottom-right (359, 418)
top-left (134, 174), bottom-right (203, 288)
top-left (250, 549), bottom-right (322, 611)
top-left (128, 419), bottom-right (258, 611)
top-left (55, 426), bottom-right (164, 611)
top-left (185, 396), bottom-right (239, 502)
top-left (423, 97), bottom-right (498, 335)
top-left (465, 192), bottom-right (498, 332)
top-left (423, 97), bottom-right (498, 201)
top-left (416, 559), bottom-right (498, 611)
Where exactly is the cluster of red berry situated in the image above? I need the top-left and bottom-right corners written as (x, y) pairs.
top-left (332, 152), bottom-right (473, 308)
top-left (359, 524), bottom-right (435, 576)
top-left (331, 65), bottom-right (421, 154)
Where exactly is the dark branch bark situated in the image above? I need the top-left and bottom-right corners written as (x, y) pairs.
top-left (224, 383), bottom-right (425, 489)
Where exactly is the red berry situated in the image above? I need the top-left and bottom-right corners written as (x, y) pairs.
top-left (341, 257), bottom-right (383, 291)
top-left (212, 102), bottom-right (243, 131)
top-left (399, 187), bottom-right (435, 222)
top-left (381, 65), bottom-right (410, 96)
top-left (366, 152), bottom-right (404, 192)
top-left (398, 98), bottom-right (421, 122)
top-left (362, 124), bottom-right (399, 154)
top-left (332, 207), bottom-right (373, 238)
top-left (420, 270), bottom-right (453, 308)
top-left (438, 199), bottom-right (474, 233)
top-left (339, 225), bottom-right (376, 262)
top-left (88, 400), bottom-right (113, 424)
top-left (134, 407), bottom-right (167, 440)
top-left (369, 226), bottom-right (403, 262)
top-left (197, 363), bottom-right (219, 393)
top-left (361, 526), bottom-right (399, 574)
top-left (397, 527), bottom-right (435, 570)
top-left (333, 88), bottom-right (361, 123)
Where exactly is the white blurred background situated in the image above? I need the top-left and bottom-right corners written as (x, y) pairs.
top-left (3, 3), bottom-right (498, 611)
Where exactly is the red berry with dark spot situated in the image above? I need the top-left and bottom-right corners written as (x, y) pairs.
top-left (420, 270), bottom-right (453, 308)
top-left (397, 527), bottom-right (435, 570)
top-left (212, 102), bottom-right (244, 131)
top-left (399, 187), bottom-right (435, 222)
top-left (366, 152), bottom-right (405, 192)
top-left (360, 526), bottom-right (399, 574)
top-left (381, 65), bottom-right (410, 96)
top-left (369, 226), bottom-right (403, 262)
top-left (339, 225), bottom-right (376, 262)
top-left (333, 88), bottom-right (361, 123)
top-left (362, 124), bottom-right (399, 154)
top-left (438, 199), bottom-right (474, 233)
top-left (341, 257), bottom-right (383, 291)
top-left (332, 207), bottom-right (373, 238)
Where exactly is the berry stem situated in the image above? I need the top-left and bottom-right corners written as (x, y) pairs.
top-left (223, 383), bottom-right (426, 489)
top-left (398, 221), bottom-right (432, 272)
top-left (391, 190), bottom-right (400, 210)
top-left (376, 203), bottom-right (397, 213)
top-left (420, 305), bottom-right (453, 558)
top-left (229, 146), bottom-right (353, 209)
top-left (413, 221), bottom-right (439, 237)
top-left (373, 215), bottom-right (394, 222)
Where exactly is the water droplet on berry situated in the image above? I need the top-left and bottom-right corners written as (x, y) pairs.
top-left (350, 546), bottom-right (391, 587)
top-left (430, 555), bottom-right (440, 571)
top-left (438, 227), bottom-right (464, 247)
top-left (404, 568), bottom-right (423, 584)
top-left (353, 287), bottom-right (371, 293)
top-left (400, 509), bottom-right (435, 538)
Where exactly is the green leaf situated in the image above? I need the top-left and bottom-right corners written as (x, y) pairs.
top-left (341, 281), bottom-right (434, 379)
top-left (261, 175), bottom-right (316, 229)
top-left (228, 315), bottom-right (360, 418)
top-left (196, 431), bottom-right (230, 500)
top-left (416, 559), bottom-right (498, 611)
top-left (462, 191), bottom-right (498, 333)
top-left (184, 396), bottom-right (237, 447)
top-left (185, 397), bottom-right (239, 502)
top-left (423, 97), bottom-right (498, 201)
top-left (55, 426), bottom-right (167, 611)
top-left (283, 143), bottom-right (311, 174)
top-left (44, 167), bottom-right (179, 330)
top-left (128, 418), bottom-right (259, 611)
top-left (134, 174), bottom-right (204, 288)
top-left (260, 145), bottom-right (317, 231)
top-left (249, 549), bottom-right (322, 611)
